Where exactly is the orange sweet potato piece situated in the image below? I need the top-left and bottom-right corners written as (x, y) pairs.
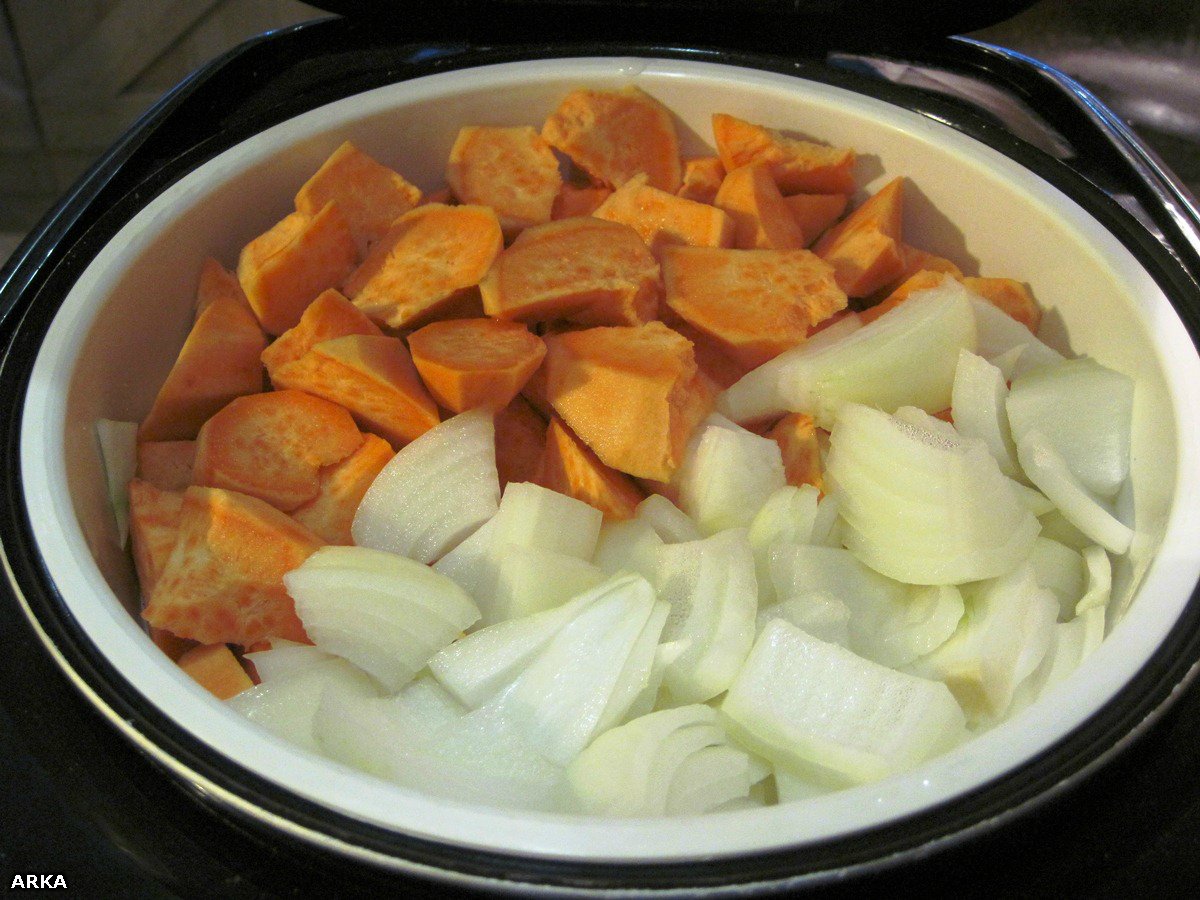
top-left (291, 433), bottom-right (393, 545)
top-left (407, 317), bottom-right (547, 413)
top-left (137, 441), bottom-right (197, 492)
top-left (261, 288), bottom-right (382, 379)
top-left (767, 413), bottom-right (823, 491)
top-left (177, 643), bottom-right (253, 699)
top-left (142, 486), bottom-right (322, 647)
top-left (895, 244), bottom-right (963, 281)
top-left (129, 478), bottom-right (184, 602)
top-left (494, 395), bottom-right (548, 489)
top-left (481, 217), bottom-right (660, 327)
top-left (540, 416), bottom-right (644, 519)
top-left (520, 359), bottom-right (554, 420)
top-left (714, 163), bottom-right (805, 251)
top-left (343, 203), bottom-right (503, 329)
top-left (665, 320), bottom-right (751, 390)
top-left (676, 156), bottom-right (726, 205)
top-left (295, 141), bottom-right (422, 256)
top-left (712, 113), bottom-right (856, 195)
top-left (270, 334), bottom-right (440, 448)
top-left (238, 201), bottom-right (358, 336)
top-left (661, 246), bottom-right (847, 369)
top-left (542, 86), bottom-right (682, 192)
top-left (812, 177), bottom-right (906, 297)
top-left (195, 257), bottom-right (252, 317)
top-left (420, 186), bottom-right (456, 206)
top-left (783, 193), bottom-right (848, 246)
top-left (860, 270), bottom-right (952, 325)
top-left (593, 173), bottom-right (735, 255)
top-left (138, 289), bottom-right (266, 442)
top-left (964, 276), bottom-right (1042, 333)
top-left (544, 321), bottom-right (714, 481)
top-left (552, 183), bottom-right (613, 219)
top-left (446, 126), bottom-right (563, 238)
top-left (193, 389), bottom-right (364, 512)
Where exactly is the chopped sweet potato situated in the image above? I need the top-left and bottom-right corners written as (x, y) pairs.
top-left (540, 416), bottom-right (644, 519)
top-left (480, 217), bottom-right (660, 326)
top-left (343, 203), bottom-right (503, 329)
top-left (661, 246), bottom-right (847, 369)
top-left (446, 126), bottom-right (563, 238)
top-left (552, 183), bottom-right (612, 219)
top-left (544, 321), bottom-right (714, 481)
top-left (542, 86), bottom-right (682, 192)
top-left (291, 433), bottom-right (393, 544)
top-left (195, 257), bottom-right (252, 317)
top-left (520, 359), bottom-right (554, 420)
top-left (261, 288), bottom-right (382, 379)
top-left (138, 289), bottom-right (266, 442)
top-left (670, 321), bottom-right (752, 390)
top-left (676, 156), bottom-right (726, 205)
top-left (812, 177), bottom-right (906, 297)
top-left (593, 173), bottom-right (735, 255)
top-left (142, 486), bottom-right (323, 647)
top-left (193, 389), bottom-right (364, 512)
top-left (933, 408), bottom-right (954, 423)
top-left (270, 334), bottom-right (440, 448)
top-left (129, 478), bottom-right (184, 602)
top-left (237, 201), bottom-right (358, 336)
top-left (964, 276), bottom-right (1042, 333)
top-left (177, 643), bottom-right (253, 699)
top-left (420, 186), bottom-right (456, 206)
top-left (712, 113), bottom-right (856, 194)
top-left (783, 193), bottom-right (848, 246)
top-left (767, 413), bottom-right (824, 491)
top-left (714, 163), bottom-right (806, 251)
top-left (137, 441), bottom-right (197, 492)
top-left (895, 244), bottom-right (963, 281)
top-left (860, 270), bottom-right (952, 325)
top-left (494, 395), bottom-right (548, 489)
top-left (407, 317), bottom-right (547, 413)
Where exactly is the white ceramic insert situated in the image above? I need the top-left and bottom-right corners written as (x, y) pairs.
top-left (17, 57), bottom-right (1200, 864)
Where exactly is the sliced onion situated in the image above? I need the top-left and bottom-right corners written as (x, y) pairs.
top-left (243, 640), bottom-right (333, 684)
top-left (748, 485), bottom-right (821, 603)
top-left (593, 517), bottom-right (664, 582)
top-left (951, 349), bottom-right (1020, 478)
top-left (677, 422), bottom-right (785, 534)
top-left (636, 493), bottom-right (702, 544)
top-left (432, 515), bottom-right (498, 599)
top-left (1075, 545), bottom-right (1113, 616)
top-left (666, 745), bottom-right (770, 816)
top-left (482, 545), bottom-right (604, 626)
top-left (756, 591), bottom-right (851, 649)
top-left (967, 295), bottom-right (1063, 377)
top-left (96, 418), bottom-right (139, 547)
top-left (489, 480), bottom-right (603, 560)
top-left (1026, 536), bottom-right (1086, 619)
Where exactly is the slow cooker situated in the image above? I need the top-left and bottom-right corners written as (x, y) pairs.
top-left (2, 3), bottom-right (1199, 895)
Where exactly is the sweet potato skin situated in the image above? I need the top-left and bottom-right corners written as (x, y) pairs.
top-left (539, 416), bottom-right (644, 519)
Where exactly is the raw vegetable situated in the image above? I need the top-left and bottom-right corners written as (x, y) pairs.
top-left (714, 162), bottom-right (806, 251)
top-left (711, 113), bottom-right (856, 194)
top-left (445, 126), bottom-right (562, 237)
top-left (96, 418), bottom-right (138, 546)
top-left (593, 173), bottom-right (735, 255)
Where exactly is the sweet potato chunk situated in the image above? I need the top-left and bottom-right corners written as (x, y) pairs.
top-left (812, 177), bottom-right (906, 297)
top-left (712, 113), bottom-right (856, 195)
top-left (540, 416), bottom-right (644, 519)
top-left (138, 290), bottom-right (266, 442)
top-left (291, 433), bottom-right (393, 544)
top-left (129, 478), bottom-right (184, 601)
top-left (446, 126), bottom-right (562, 237)
top-left (407, 317), bottom-right (547, 413)
top-left (767, 413), bottom-right (824, 491)
top-left (494, 395), bottom-right (548, 489)
top-left (142, 486), bottom-right (323, 647)
top-left (714, 163), bottom-right (805, 251)
top-left (481, 217), bottom-right (660, 326)
top-left (544, 321), bottom-right (714, 481)
top-left (343, 204), bottom-right (503, 329)
top-left (661, 246), bottom-right (847, 369)
top-left (593, 173), bottom-right (734, 255)
top-left (295, 141), bottom-right (422, 255)
top-left (193, 389), bottom-right (364, 512)
top-left (677, 156), bottom-right (726, 205)
top-left (542, 86), bottom-right (682, 192)
top-left (783, 193), bottom-right (848, 246)
top-left (964, 276), bottom-right (1042, 333)
top-left (270, 334), bottom-right (440, 448)
top-left (860, 270), bottom-right (952, 325)
top-left (238, 201), bottom-right (358, 336)
top-left (552, 183), bottom-right (612, 219)
top-left (195, 257), bottom-right (252, 317)
top-left (667, 320), bottom-right (752, 390)
top-left (520, 359), bottom-right (554, 420)
top-left (137, 441), bottom-right (196, 492)
top-left (420, 186), bottom-right (456, 206)
top-left (261, 288), bottom-right (382, 379)
top-left (177, 643), bottom-right (253, 699)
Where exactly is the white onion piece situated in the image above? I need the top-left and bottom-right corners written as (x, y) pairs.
top-left (1026, 537), bottom-right (1086, 619)
top-left (722, 621), bottom-right (966, 785)
top-left (654, 529), bottom-right (758, 703)
top-left (677, 423), bottom-right (785, 534)
top-left (1008, 479), bottom-right (1055, 517)
top-left (596, 601), bottom-right (672, 734)
top-left (748, 485), bottom-right (821, 603)
top-left (1009, 606), bottom-right (1105, 713)
top-left (1016, 430), bottom-right (1133, 554)
top-left (810, 492), bottom-right (842, 547)
top-left (827, 404), bottom-right (1039, 584)
top-left (667, 745), bottom-right (770, 816)
top-left (489, 481), bottom-right (602, 560)
top-left (286, 546), bottom-right (480, 692)
top-left (951, 350), bottom-right (1021, 478)
top-left (1075, 545), bottom-right (1113, 616)
top-left (773, 767), bottom-right (830, 803)
top-left (967, 295), bottom-right (1063, 377)
top-left (243, 640), bottom-right (333, 684)
top-left (636, 494), bottom-right (702, 544)
top-left (1008, 357), bottom-right (1134, 499)
top-left (352, 408), bottom-right (499, 563)
top-left (805, 311), bottom-right (862, 349)
top-left (988, 345), bottom-right (1026, 382)
top-left (718, 281), bottom-right (976, 429)
top-left (756, 591), bottom-right (851, 648)
top-left (432, 515), bottom-right (498, 599)
top-left (228, 657), bottom-right (379, 753)
top-left (96, 419), bottom-right (139, 547)
top-left (593, 517), bottom-right (664, 582)
top-left (482, 545), bottom-right (604, 626)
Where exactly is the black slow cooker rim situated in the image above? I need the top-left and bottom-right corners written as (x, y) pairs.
top-left (2, 30), bottom-right (1199, 895)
